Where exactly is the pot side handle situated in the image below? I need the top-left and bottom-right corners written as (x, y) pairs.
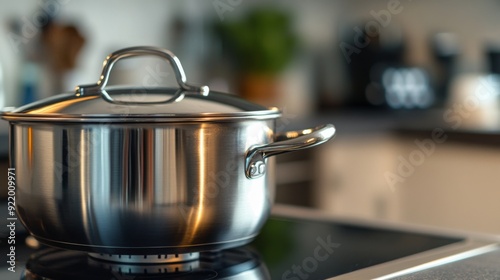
top-left (245, 124), bottom-right (336, 179)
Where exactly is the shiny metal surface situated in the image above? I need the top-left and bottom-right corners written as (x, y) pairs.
top-left (87, 257), bottom-right (201, 274)
top-left (23, 247), bottom-right (270, 279)
top-left (5, 46), bottom-right (336, 255)
top-left (12, 120), bottom-right (279, 254)
top-left (2, 47), bottom-right (281, 121)
top-left (1, 89), bottom-right (281, 122)
top-left (75, 46), bottom-right (210, 101)
top-left (88, 252), bottom-right (200, 264)
top-left (245, 124), bottom-right (336, 179)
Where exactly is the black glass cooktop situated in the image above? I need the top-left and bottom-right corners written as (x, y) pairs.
top-left (0, 215), bottom-right (463, 280)
top-left (252, 216), bottom-right (462, 279)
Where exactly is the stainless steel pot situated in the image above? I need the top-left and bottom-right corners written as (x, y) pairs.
top-left (2, 46), bottom-right (335, 254)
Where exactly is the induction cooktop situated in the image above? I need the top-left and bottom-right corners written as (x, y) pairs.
top-left (265, 206), bottom-right (499, 279)
top-left (1, 205), bottom-right (498, 279)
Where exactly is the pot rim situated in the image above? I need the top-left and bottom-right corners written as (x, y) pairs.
top-left (1, 88), bottom-right (282, 123)
top-left (1, 111), bottom-right (282, 123)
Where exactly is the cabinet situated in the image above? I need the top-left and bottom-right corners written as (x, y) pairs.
top-left (314, 133), bottom-right (500, 235)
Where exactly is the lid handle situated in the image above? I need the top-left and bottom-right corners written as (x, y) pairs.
top-left (74, 46), bottom-right (209, 103)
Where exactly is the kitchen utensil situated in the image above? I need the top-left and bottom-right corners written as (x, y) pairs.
top-left (1, 46), bottom-right (335, 254)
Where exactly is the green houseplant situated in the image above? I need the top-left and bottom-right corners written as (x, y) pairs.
top-left (217, 8), bottom-right (297, 104)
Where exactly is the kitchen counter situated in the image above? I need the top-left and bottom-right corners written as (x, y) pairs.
top-left (395, 248), bottom-right (500, 279)
top-left (283, 108), bottom-right (500, 145)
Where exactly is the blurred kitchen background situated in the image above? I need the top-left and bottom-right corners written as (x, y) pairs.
top-left (1, 0), bottom-right (500, 235)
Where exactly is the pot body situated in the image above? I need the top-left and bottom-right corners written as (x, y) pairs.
top-left (11, 119), bottom-right (276, 254)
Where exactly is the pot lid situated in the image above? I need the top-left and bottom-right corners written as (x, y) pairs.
top-left (2, 47), bottom-right (281, 122)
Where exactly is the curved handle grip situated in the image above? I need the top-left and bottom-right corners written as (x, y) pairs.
top-left (75, 46), bottom-right (209, 104)
top-left (245, 124), bottom-right (336, 179)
